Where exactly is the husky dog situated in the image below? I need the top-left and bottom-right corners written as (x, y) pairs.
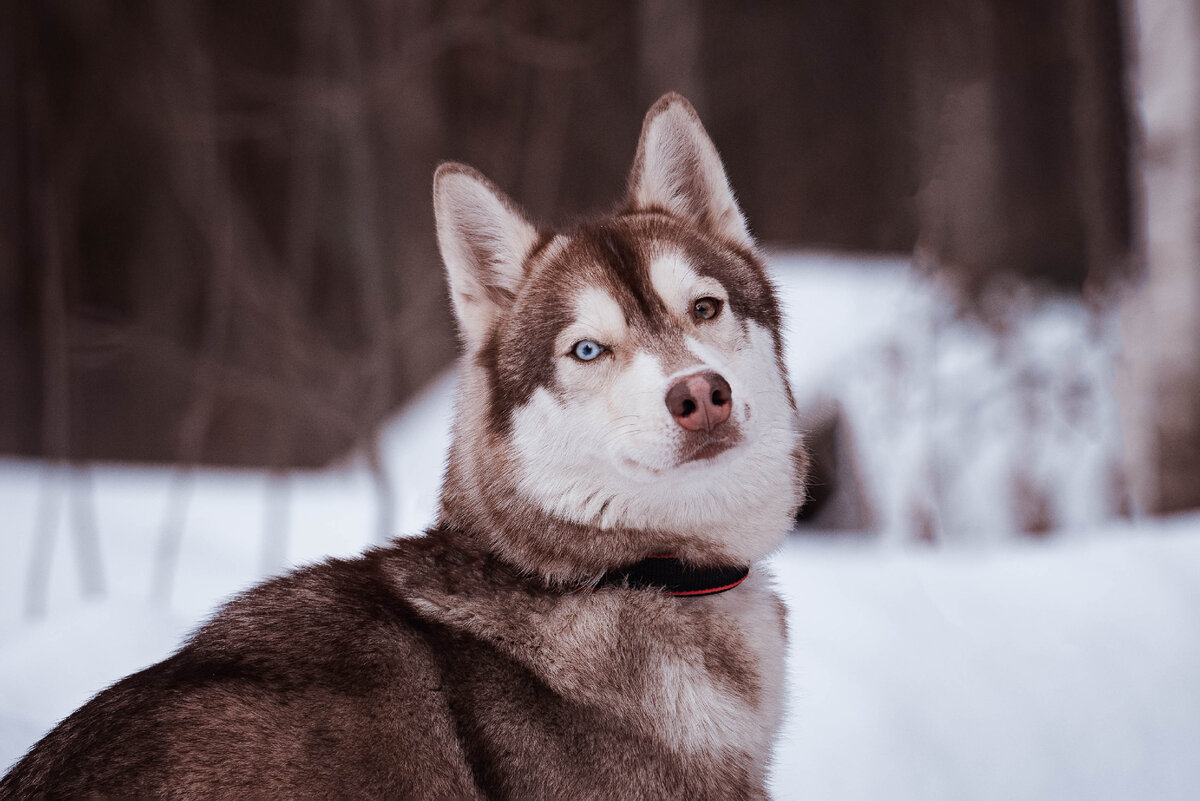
top-left (1, 93), bottom-right (806, 800)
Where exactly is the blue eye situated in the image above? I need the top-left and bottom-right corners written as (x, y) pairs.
top-left (572, 339), bottom-right (605, 361)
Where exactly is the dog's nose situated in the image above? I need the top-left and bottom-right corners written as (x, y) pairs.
top-left (665, 371), bottom-right (732, 433)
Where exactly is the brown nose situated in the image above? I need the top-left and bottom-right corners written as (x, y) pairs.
top-left (665, 371), bottom-right (732, 433)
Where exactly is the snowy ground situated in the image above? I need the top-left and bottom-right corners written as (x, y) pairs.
top-left (2, 253), bottom-right (1198, 799)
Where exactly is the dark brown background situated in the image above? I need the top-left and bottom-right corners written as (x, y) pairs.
top-left (0, 0), bottom-right (1133, 469)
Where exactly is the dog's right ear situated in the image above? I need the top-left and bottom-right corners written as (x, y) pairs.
top-left (434, 163), bottom-right (539, 351)
top-left (627, 93), bottom-right (753, 249)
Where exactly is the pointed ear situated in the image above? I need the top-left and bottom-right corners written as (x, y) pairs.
top-left (434, 163), bottom-right (540, 351)
top-left (627, 93), bottom-right (753, 249)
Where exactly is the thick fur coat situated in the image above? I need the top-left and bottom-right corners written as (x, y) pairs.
top-left (1, 93), bottom-right (807, 800)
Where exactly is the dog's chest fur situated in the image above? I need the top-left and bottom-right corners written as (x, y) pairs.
top-left (394, 535), bottom-right (788, 797)
top-left (407, 556), bottom-right (786, 756)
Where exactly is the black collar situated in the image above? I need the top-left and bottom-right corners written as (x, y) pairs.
top-left (594, 555), bottom-right (749, 596)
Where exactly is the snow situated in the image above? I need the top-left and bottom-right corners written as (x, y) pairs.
top-left (2, 253), bottom-right (1199, 800)
top-left (771, 525), bottom-right (1200, 800)
top-left (772, 251), bottom-right (1127, 542)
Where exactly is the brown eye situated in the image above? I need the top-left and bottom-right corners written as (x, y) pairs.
top-left (692, 297), bottom-right (722, 321)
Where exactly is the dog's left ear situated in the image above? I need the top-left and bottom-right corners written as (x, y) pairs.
top-left (627, 93), bottom-right (753, 249)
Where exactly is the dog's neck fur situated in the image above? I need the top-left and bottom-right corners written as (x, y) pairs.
top-left (436, 378), bottom-right (801, 588)
top-left (437, 437), bottom-right (747, 588)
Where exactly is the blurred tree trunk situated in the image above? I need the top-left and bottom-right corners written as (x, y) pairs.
top-left (907, 0), bottom-right (1131, 303)
top-left (1118, 0), bottom-right (1200, 513)
top-left (0, 6), bottom-right (42, 457)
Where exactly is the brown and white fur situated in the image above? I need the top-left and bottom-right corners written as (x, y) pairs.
top-left (0, 93), bottom-right (807, 800)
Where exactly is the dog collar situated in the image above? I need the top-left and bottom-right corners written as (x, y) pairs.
top-left (595, 555), bottom-right (749, 596)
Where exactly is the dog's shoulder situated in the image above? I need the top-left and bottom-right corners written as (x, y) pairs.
top-left (0, 537), bottom-right (489, 799)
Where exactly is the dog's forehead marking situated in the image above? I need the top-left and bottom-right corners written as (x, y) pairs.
top-left (582, 225), bottom-right (670, 329)
top-left (648, 251), bottom-right (727, 314)
top-left (572, 286), bottom-right (628, 342)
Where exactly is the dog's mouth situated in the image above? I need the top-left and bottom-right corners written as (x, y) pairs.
top-left (614, 422), bottom-right (745, 474)
top-left (678, 435), bottom-right (738, 465)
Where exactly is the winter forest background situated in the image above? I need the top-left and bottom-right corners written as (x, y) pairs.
top-left (3, 1), bottom-right (1200, 799)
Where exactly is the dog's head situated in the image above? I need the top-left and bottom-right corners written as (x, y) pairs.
top-left (434, 94), bottom-right (805, 582)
